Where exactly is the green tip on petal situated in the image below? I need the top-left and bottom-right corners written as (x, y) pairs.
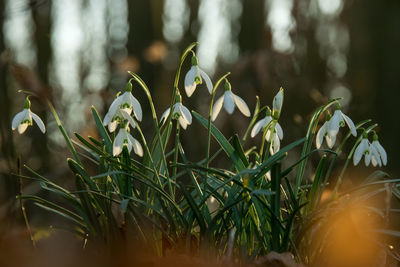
top-left (191, 55), bottom-right (198, 66)
top-left (334, 102), bottom-right (341, 110)
top-left (24, 97), bottom-right (31, 109)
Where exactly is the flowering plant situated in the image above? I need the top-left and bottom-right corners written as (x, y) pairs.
top-left (13, 43), bottom-right (399, 265)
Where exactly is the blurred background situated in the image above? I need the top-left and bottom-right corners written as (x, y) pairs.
top-left (0, 0), bottom-right (399, 226)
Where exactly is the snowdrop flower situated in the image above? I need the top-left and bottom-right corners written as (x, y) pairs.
top-left (211, 81), bottom-right (251, 121)
top-left (184, 55), bottom-right (213, 97)
top-left (353, 135), bottom-right (381, 167)
top-left (103, 82), bottom-right (142, 132)
top-left (328, 103), bottom-right (357, 140)
top-left (250, 108), bottom-right (283, 155)
top-left (371, 134), bottom-right (387, 166)
top-left (112, 123), bottom-right (143, 157)
top-left (12, 97), bottom-right (45, 134)
top-left (316, 113), bottom-right (336, 149)
top-left (160, 97), bottom-right (192, 129)
top-left (272, 87), bottom-right (284, 117)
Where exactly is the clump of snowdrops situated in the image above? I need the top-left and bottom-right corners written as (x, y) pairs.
top-left (11, 43), bottom-right (400, 265)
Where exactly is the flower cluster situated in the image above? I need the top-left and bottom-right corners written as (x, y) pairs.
top-left (251, 88), bottom-right (284, 155)
top-left (102, 81), bottom-right (143, 157)
top-left (11, 48), bottom-right (388, 169)
top-left (316, 103), bottom-right (357, 149)
top-left (353, 133), bottom-right (387, 167)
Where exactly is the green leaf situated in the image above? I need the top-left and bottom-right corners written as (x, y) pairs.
top-left (91, 106), bottom-right (112, 154)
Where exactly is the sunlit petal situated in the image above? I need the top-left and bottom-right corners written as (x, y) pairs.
top-left (275, 122), bottom-right (283, 140)
top-left (316, 123), bottom-right (327, 149)
top-left (129, 94), bottom-right (143, 121)
top-left (341, 113), bottom-right (357, 137)
top-left (12, 109), bottom-right (28, 130)
top-left (233, 94), bottom-right (251, 117)
top-left (223, 91), bottom-right (235, 114)
top-left (251, 118), bottom-right (265, 138)
top-left (128, 134), bottom-right (143, 157)
top-left (211, 95), bottom-right (224, 121)
top-left (30, 111), bottom-right (46, 133)
top-left (199, 68), bottom-right (213, 94)
top-left (160, 108), bottom-right (171, 125)
top-left (18, 123), bottom-right (29, 134)
top-left (184, 66), bottom-right (197, 97)
top-left (179, 104), bottom-right (192, 124)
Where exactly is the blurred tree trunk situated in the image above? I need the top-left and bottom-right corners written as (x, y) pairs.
top-left (0, 0), bottom-right (19, 202)
top-left (31, 0), bottom-right (52, 172)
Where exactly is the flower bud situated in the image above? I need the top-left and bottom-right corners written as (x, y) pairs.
top-left (272, 87), bottom-right (284, 116)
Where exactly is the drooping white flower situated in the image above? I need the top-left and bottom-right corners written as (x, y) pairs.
top-left (272, 87), bottom-right (284, 116)
top-left (353, 135), bottom-right (382, 167)
top-left (353, 138), bottom-right (371, 166)
top-left (251, 108), bottom-right (283, 155)
top-left (12, 98), bottom-right (45, 134)
top-left (211, 81), bottom-right (250, 121)
top-left (184, 56), bottom-right (213, 97)
top-left (160, 101), bottom-right (192, 129)
top-left (328, 104), bottom-right (357, 140)
top-left (316, 114), bottom-right (336, 149)
top-left (103, 86), bottom-right (142, 132)
top-left (371, 134), bottom-right (387, 166)
top-left (112, 125), bottom-right (143, 157)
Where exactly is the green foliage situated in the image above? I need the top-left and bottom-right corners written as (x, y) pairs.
top-left (17, 43), bottom-right (400, 264)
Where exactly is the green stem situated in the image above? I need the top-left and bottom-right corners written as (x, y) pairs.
top-left (172, 121), bottom-right (180, 196)
top-left (17, 157), bottom-right (36, 248)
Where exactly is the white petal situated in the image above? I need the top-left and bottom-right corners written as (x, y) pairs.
top-left (179, 104), bottom-right (192, 125)
top-left (316, 123), bottom-right (327, 149)
top-left (365, 152), bottom-right (371, 166)
top-left (326, 131), bottom-right (337, 149)
top-left (103, 111), bottom-right (112, 126)
top-left (18, 123), bottom-right (29, 134)
top-left (211, 95), bottom-right (224, 121)
top-left (30, 111), bottom-right (46, 133)
top-left (199, 68), bottom-right (213, 94)
top-left (107, 95), bottom-right (123, 120)
top-left (373, 141), bottom-right (387, 166)
top-left (184, 66), bottom-right (198, 97)
top-left (251, 118), bottom-right (266, 138)
top-left (353, 139), bottom-right (367, 166)
top-left (113, 130), bottom-right (125, 156)
top-left (120, 109), bottom-right (137, 129)
top-left (12, 109), bottom-right (28, 130)
top-left (269, 132), bottom-right (280, 155)
top-left (128, 135), bottom-right (143, 157)
top-left (178, 116), bottom-right (189, 129)
top-left (370, 145), bottom-right (382, 167)
top-left (275, 122), bottom-right (283, 140)
top-left (223, 91), bottom-right (235, 114)
top-left (341, 113), bottom-right (357, 137)
top-left (233, 94), bottom-right (251, 117)
top-left (160, 108), bottom-right (171, 125)
top-left (327, 111), bottom-right (341, 138)
top-left (129, 94), bottom-right (143, 121)
top-left (108, 120), bottom-right (118, 132)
